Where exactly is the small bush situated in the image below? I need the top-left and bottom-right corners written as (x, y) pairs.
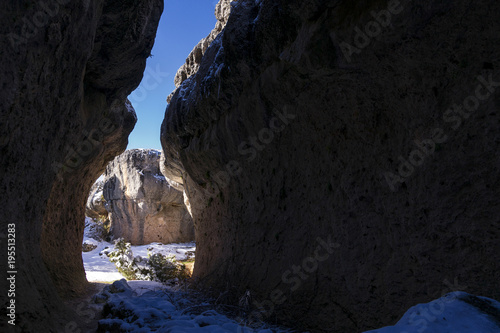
top-left (105, 238), bottom-right (189, 283)
top-left (106, 238), bottom-right (141, 280)
top-left (148, 253), bottom-right (190, 283)
top-left (82, 241), bottom-right (98, 252)
top-left (85, 217), bottom-right (108, 241)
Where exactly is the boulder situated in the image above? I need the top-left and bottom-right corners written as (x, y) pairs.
top-left (161, 0), bottom-right (500, 331)
top-left (103, 149), bottom-right (194, 245)
top-left (0, 1), bottom-right (163, 331)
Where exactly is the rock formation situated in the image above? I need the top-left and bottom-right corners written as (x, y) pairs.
top-left (167, 0), bottom-right (235, 103)
top-left (103, 149), bottom-right (194, 245)
top-left (86, 179), bottom-right (108, 220)
top-left (0, 1), bottom-right (163, 332)
top-left (161, 0), bottom-right (500, 331)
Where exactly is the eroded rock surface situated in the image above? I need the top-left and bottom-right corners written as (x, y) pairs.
top-left (86, 179), bottom-right (108, 219)
top-left (103, 149), bottom-right (194, 245)
top-left (167, 0), bottom-right (235, 103)
top-left (161, 0), bottom-right (500, 331)
top-left (0, 1), bottom-right (163, 332)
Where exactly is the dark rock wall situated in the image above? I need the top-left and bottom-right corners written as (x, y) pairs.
top-left (161, 0), bottom-right (500, 331)
top-left (0, 0), bottom-right (162, 332)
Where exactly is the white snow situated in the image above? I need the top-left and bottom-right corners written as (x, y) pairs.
top-left (153, 173), bottom-right (166, 181)
top-left (127, 280), bottom-right (166, 296)
top-left (82, 219), bottom-right (195, 282)
top-left (82, 241), bottom-right (124, 282)
top-left (133, 242), bottom-right (196, 261)
top-left (83, 220), bottom-right (500, 333)
top-left (147, 150), bottom-right (161, 156)
top-left (125, 99), bottom-right (135, 115)
top-left (82, 220), bottom-right (292, 332)
top-left (92, 278), bottom-right (500, 333)
top-left (97, 279), bottom-right (293, 333)
top-left (363, 291), bottom-right (500, 333)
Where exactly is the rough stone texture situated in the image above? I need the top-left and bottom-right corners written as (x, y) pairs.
top-left (103, 149), bottom-right (194, 245)
top-left (161, 0), bottom-right (500, 331)
top-left (0, 1), bottom-right (162, 332)
top-left (167, 0), bottom-right (235, 103)
top-left (86, 179), bottom-right (108, 219)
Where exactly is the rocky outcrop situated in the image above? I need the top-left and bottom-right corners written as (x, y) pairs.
top-left (103, 149), bottom-right (194, 245)
top-left (167, 0), bottom-right (235, 103)
top-left (161, 0), bottom-right (499, 331)
top-left (86, 179), bottom-right (108, 219)
top-left (0, 1), bottom-right (163, 332)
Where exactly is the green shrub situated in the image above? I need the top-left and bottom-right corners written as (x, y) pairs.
top-left (85, 217), bottom-right (108, 241)
top-left (106, 238), bottom-right (141, 280)
top-left (105, 238), bottom-right (189, 283)
top-left (148, 253), bottom-right (190, 283)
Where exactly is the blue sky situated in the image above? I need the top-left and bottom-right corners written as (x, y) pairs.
top-left (127, 0), bottom-right (218, 150)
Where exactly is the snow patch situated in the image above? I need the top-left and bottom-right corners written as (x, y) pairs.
top-left (153, 173), bottom-right (166, 181)
top-left (97, 280), bottom-right (293, 333)
top-left (83, 219), bottom-right (196, 282)
top-left (363, 292), bottom-right (500, 333)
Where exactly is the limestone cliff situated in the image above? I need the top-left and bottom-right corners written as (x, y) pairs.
top-left (161, 0), bottom-right (500, 331)
top-left (103, 149), bottom-right (194, 245)
top-left (167, 0), bottom-right (235, 103)
top-left (0, 1), bottom-right (163, 332)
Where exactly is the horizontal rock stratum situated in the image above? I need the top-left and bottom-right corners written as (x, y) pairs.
top-left (161, 0), bottom-right (500, 331)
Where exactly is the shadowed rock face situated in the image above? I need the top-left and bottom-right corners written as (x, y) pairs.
top-left (161, 0), bottom-right (499, 331)
top-left (103, 149), bottom-right (194, 245)
top-left (0, 1), bottom-right (162, 332)
top-left (86, 179), bottom-right (108, 219)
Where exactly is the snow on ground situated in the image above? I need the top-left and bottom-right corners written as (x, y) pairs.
top-left (83, 219), bottom-right (293, 332)
top-left (364, 291), bottom-right (500, 333)
top-left (83, 219), bottom-right (500, 332)
top-left (82, 239), bottom-right (124, 282)
top-left (96, 279), bottom-right (294, 333)
top-left (82, 218), bottom-right (196, 282)
top-left (90, 278), bottom-right (500, 333)
top-left (132, 241), bottom-right (196, 261)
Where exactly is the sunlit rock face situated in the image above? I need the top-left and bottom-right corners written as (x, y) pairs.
top-left (166, 0), bottom-right (236, 103)
top-left (0, 0), bottom-right (163, 331)
top-left (103, 149), bottom-right (194, 245)
top-left (161, 0), bottom-right (500, 331)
